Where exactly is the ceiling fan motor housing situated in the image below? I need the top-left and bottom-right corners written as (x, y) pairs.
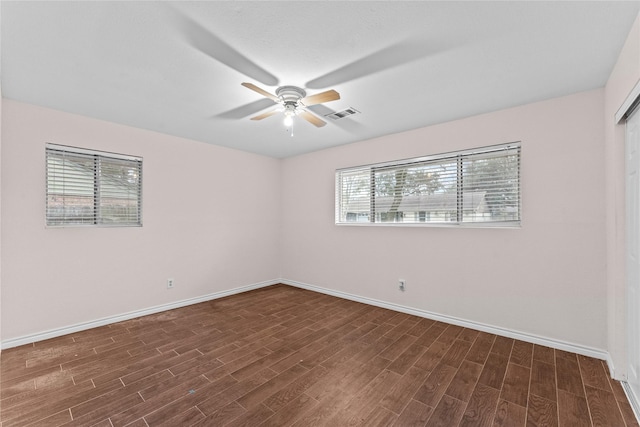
top-left (276, 86), bottom-right (307, 105)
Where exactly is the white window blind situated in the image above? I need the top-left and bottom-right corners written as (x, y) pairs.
top-left (46, 144), bottom-right (142, 226)
top-left (336, 142), bottom-right (520, 226)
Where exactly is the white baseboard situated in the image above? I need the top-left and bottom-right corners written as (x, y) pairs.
top-left (622, 381), bottom-right (640, 424)
top-left (2, 277), bottom-right (612, 366)
top-left (1, 279), bottom-right (280, 350)
top-left (281, 278), bottom-right (611, 362)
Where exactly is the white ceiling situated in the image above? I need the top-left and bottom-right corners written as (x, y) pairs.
top-left (2, 1), bottom-right (639, 158)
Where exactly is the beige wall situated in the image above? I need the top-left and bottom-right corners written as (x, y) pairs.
top-left (0, 88), bottom-right (619, 364)
top-left (281, 89), bottom-right (607, 353)
top-left (0, 100), bottom-right (281, 342)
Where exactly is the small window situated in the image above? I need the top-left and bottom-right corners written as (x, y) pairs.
top-left (46, 144), bottom-right (142, 227)
top-left (336, 142), bottom-right (520, 226)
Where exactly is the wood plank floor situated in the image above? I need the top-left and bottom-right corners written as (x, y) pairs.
top-left (1, 284), bottom-right (638, 427)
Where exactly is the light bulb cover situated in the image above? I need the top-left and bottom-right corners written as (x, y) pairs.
top-left (283, 114), bottom-right (293, 127)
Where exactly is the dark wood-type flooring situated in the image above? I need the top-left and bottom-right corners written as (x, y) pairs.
top-left (1, 284), bottom-right (638, 426)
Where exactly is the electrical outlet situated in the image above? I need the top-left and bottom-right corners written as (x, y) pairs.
top-left (399, 279), bottom-right (406, 291)
top-left (167, 278), bottom-right (174, 289)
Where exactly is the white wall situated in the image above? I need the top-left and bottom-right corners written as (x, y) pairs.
top-left (0, 100), bottom-right (281, 342)
top-left (281, 89), bottom-right (607, 353)
top-left (605, 14), bottom-right (640, 379)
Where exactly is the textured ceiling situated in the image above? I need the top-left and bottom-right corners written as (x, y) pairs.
top-left (2, 1), bottom-right (639, 158)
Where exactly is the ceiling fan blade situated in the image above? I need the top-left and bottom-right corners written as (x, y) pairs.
top-left (299, 110), bottom-right (327, 127)
top-left (217, 98), bottom-right (277, 120)
top-left (173, 9), bottom-right (278, 86)
top-left (301, 89), bottom-right (340, 106)
top-left (250, 108), bottom-right (280, 121)
top-left (242, 82), bottom-right (279, 102)
top-left (306, 39), bottom-right (447, 89)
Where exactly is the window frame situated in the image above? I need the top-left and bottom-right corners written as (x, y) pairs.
top-left (335, 142), bottom-right (521, 228)
top-left (46, 143), bottom-right (143, 227)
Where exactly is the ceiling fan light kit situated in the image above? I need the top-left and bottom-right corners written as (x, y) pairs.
top-left (277, 86), bottom-right (305, 129)
top-left (283, 111), bottom-right (294, 128)
top-left (241, 82), bottom-right (340, 132)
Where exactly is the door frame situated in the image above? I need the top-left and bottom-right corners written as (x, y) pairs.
top-left (621, 87), bottom-right (640, 422)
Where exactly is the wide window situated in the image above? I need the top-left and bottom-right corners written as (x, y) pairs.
top-left (336, 142), bottom-right (520, 226)
top-left (46, 144), bottom-right (142, 226)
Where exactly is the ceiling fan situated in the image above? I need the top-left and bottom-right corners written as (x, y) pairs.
top-left (241, 82), bottom-right (340, 128)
